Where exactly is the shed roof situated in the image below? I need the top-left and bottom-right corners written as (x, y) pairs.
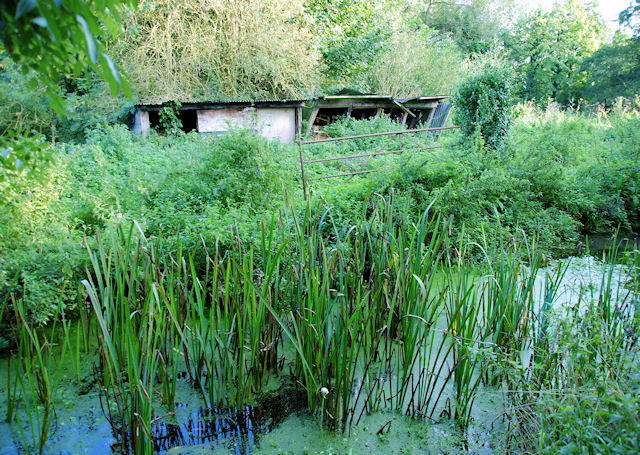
top-left (136, 99), bottom-right (309, 111)
top-left (321, 95), bottom-right (449, 102)
top-left (319, 94), bottom-right (449, 104)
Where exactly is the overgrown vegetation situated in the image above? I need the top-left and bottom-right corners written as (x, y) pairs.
top-left (454, 63), bottom-right (514, 151)
top-left (1, 103), bottom-right (639, 326)
top-left (1, 0), bottom-right (640, 453)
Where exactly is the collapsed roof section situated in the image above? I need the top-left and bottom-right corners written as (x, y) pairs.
top-left (307, 94), bottom-right (451, 137)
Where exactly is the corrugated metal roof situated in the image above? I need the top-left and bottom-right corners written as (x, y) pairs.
top-left (320, 95), bottom-right (450, 103)
top-left (136, 98), bottom-right (310, 109)
top-left (397, 96), bottom-right (450, 102)
top-left (322, 95), bottom-right (394, 100)
top-left (136, 95), bottom-right (450, 110)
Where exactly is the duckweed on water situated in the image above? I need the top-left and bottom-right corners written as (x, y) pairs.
top-left (0, 195), bottom-right (638, 454)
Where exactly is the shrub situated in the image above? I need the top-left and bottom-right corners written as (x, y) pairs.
top-left (454, 64), bottom-right (515, 152)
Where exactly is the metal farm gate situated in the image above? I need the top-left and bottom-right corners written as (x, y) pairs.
top-left (297, 125), bottom-right (460, 197)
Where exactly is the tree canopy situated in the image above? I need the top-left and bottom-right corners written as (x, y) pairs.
top-left (305, 0), bottom-right (389, 88)
top-left (620, 0), bottom-right (640, 36)
top-left (506, 0), bottom-right (606, 105)
top-left (423, 0), bottom-right (515, 54)
top-left (0, 0), bottom-right (135, 113)
top-left (581, 33), bottom-right (640, 105)
top-left (0, 0), bottom-right (135, 181)
top-left (118, 0), bottom-right (320, 102)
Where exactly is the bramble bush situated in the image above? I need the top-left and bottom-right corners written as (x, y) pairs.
top-left (454, 64), bottom-right (515, 152)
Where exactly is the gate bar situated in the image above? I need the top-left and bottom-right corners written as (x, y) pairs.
top-left (298, 125), bottom-right (460, 145)
top-left (303, 143), bottom-right (456, 164)
top-left (314, 169), bottom-right (381, 180)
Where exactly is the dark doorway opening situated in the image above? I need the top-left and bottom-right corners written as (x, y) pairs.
top-left (146, 109), bottom-right (197, 133)
top-left (351, 108), bottom-right (379, 120)
top-left (149, 110), bottom-right (161, 130)
top-left (178, 110), bottom-right (197, 132)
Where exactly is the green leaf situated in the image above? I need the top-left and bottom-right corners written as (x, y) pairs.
top-left (15, 0), bottom-right (37, 19)
top-left (32, 16), bottom-right (47, 28)
top-left (76, 15), bottom-right (97, 64)
top-left (102, 53), bottom-right (120, 84)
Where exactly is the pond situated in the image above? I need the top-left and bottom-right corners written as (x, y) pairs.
top-left (0, 251), bottom-right (636, 454)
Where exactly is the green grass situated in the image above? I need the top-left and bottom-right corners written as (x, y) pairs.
top-left (1, 105), bottom-right (639, 453)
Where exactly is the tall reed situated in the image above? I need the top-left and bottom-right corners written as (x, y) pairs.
top-left (11, 297), bottom-right (69, 455)
top-left (445, 238), bottom-right (483, 431)
top-left (263, 193), bottom-right (454, 431)
top-left (82, 225), bottom-right (169, 454)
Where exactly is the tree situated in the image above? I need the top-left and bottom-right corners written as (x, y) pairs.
top-left (118, 0), bottom-right (320, 101)
top-left (305, 0), bottom-right (389, 87)
top-left (507, 0), bottom-right (606, 105)
top-left (0, 0), bottom-right (135, 181)
top-left (367, 28), bottom-right (465, 97)
top-left (620, 0), bottom-right (640, 36)
top-left (423, 0), bottom-right (516, 54)
top-left (581, 1), bottom-right (640, 105)
top-left (581, 32), bottom-right (640, 105)
top-left (0, 0), bottom-right (136, 113)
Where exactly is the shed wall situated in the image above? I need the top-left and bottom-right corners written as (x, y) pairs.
top-left (134, 110), bottom-right (150, 136)
top-left (197, 108), bottom-right (257, 134)
top-left (196, 107), bottom-right (296, 143)
top-left (256, 108), bottom-right (296, 143)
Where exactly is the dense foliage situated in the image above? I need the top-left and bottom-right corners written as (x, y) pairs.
top-left (0, 0), bottom-right (134, 113)
top-left (116, 0), bottom-right (320, 102)
top-left (1, 0), bottom-right (639, 452)
top-left (305, 0), bottom-right (389, 87)
top-left (453, 63), bottom-right (514, 151)
top-left (506, 0), bottom-right (606, 105)
top-left (423, 0), bottom-right (515, 54)
top-left (582, 35), bottom-right (640, 105)
top-left (367, 28), bottom-right (465, 97)
top-left (2, 106), bottom-right (639, 325)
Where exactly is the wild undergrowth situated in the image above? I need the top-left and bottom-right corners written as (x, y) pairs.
top-left (502, 238), bottom-right (640, 453)
top-left (1, 105), bottom-right (638, 330)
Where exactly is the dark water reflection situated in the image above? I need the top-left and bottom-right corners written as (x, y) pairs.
top-left (153, 406), bottom-right (257, 454)
top-left (152, 386), bottom-right (307, 454)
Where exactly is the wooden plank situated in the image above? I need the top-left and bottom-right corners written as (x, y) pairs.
top-left (317, 100), bottom-right (398, 110)
top-left (295, 106), bottom-right (302, 138)
top-left (306, 106), bottom-right (320, 136)
top-left (408, 111), bottom-right (420, 129)
top-left (392, 99), bottom-right (416, 118)
top-left (402, 102), bottom-right (439, 109)
top-left (425, 107), bottom-right (436, 127)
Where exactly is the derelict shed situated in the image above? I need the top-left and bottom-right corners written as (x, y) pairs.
top-left (307, 94), bottom-right (451, 136)
top-left (133, 99), bottom-right (306, 143)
